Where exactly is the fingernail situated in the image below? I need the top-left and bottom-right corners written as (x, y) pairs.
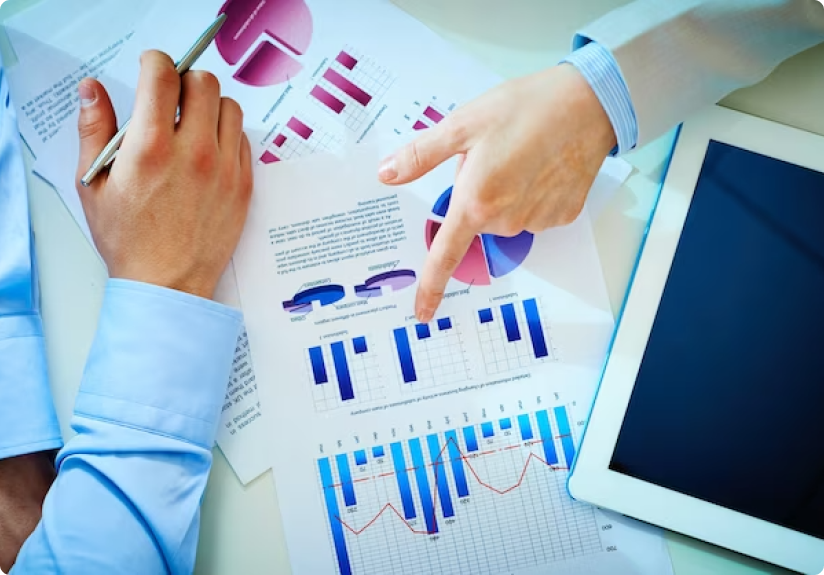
top-left (378, 155), bottom-right (398, 182)
top-left (78, 80), bottom-right (96, 108)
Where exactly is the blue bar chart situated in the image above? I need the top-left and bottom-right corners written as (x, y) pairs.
top-left (391, 317), bottom-right (470, 392)
top-left (306, 335), bottom-right (385, 412)
top-left (316, 405), bottom-right (597, 575)
top-left (476, 297), bottom-right (556, 375)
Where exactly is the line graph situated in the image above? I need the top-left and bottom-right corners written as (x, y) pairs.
top-left (317, 406), bottom-right (598, 575)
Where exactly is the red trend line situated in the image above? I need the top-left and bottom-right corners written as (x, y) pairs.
top-left (332, 437), bottom-right (567, 537)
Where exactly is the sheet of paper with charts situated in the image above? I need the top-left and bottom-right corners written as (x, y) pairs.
top-left (232, 144), bottom-right (673, 575)
top-left (33, 0), bottom-right (505, 484)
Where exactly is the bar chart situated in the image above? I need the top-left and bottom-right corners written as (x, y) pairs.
top-left (477, 298), bottom-right (557, 375)
top-left (391, 318), bottom-right (470, 391)
top-left (316, 405), bottom-right (598, 575)
top-left (307, 336), bottom-right (385, 412)
top-left (309, 47), bottom-right (396, 132)
top-left (259, 114), bottom-right (342, 165)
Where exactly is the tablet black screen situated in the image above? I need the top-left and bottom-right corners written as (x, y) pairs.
top-left (610, 140), bottom-right (824, 540)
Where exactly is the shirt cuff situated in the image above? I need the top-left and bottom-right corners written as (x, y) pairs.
top-left (563, 39), bottom-right (639, 155)
top-left (0, 314), bottom-right (63, 459)
top-left (74, 279), bottom-right (242, 448)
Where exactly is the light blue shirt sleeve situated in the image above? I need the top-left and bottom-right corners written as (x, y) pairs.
top-left (13, 280), bottom-right (242, 574)
top-left (562, 39), bottom-right (639, 155)
top-left (0, 65), bottom-right (63, 459)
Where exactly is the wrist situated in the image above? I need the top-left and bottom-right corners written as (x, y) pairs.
top-left (559, 63), bottom-right (617, 158)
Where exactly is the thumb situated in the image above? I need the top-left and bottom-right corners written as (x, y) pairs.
top-left (75, 78), bottom-right (117, 193)
top-left (379, 118), bottom-right (468, 185)
top-left (416, 200), bottom-right (478, 323)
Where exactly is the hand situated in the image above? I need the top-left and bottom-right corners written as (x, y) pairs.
top-left (378, 65), bottom-right (616, 322)
top-left (75, 51), bottom-right (252, 299)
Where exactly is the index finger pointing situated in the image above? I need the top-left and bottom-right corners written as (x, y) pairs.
top-left (417, 205), bottom-right (479, 323)
top-left (131, 50), bottom-right (180, 138)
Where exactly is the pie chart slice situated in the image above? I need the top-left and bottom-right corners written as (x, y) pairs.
top-left (481, 232), bottom-right (534, 278)
top-left (425, 220), bottom-right (491, 286)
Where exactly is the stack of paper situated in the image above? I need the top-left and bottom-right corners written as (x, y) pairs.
top-left (5, 2), bottom-right (674, 574)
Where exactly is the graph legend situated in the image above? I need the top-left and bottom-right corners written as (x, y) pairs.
top-left (477, 297), bottom-right (557, 374)
top-left (308, 336), bottom-right (385, 412)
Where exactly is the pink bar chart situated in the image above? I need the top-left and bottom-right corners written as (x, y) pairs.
top-left (335, 50), bottom-right (357, 70)
top-left (423, 106), bottom-right (445, 123)
top-left (287, 117), bottom-right (314, 140)
top-left (322, 68), bottom-right (372, 106)
top-left (259, 150), bottom-right (280, 164)
top-left (274, 134), bottom-right (287, 147)
top-left (260, 115), bottom-right (343, 163)
top-left (310, 85), bottom-right (345, 114)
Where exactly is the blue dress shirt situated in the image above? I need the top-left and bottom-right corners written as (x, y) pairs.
top-left (0, 63), bottom-right (243, 574)
top-left (563, 39), bottom-right (639, 155)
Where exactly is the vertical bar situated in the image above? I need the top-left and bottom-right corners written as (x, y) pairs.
top-left (274, 134), bottom-right (287, 147)
top-left (372, 445), bottom-right (384, 458)
top-left (331, 341), bottom-right (354, 401)
top-left (393, 327), bottom-right (417, 383)
top-left (444, 430), bottom-right (469, 498)
top-left (501, 303), bottom-right (521, 342)
top-left (390, 442), bottom-right (416, 519)
top-left (535, 410), bottom-right (558, 465)
top-left (554, 406), bottom-right (576, 468)
top-left (352, 336), bottom-right (368, 354)
top-left (287, 116), bottom-right (314, 139)
top-left (481, 422), bottom-right (494, 438)
top-left (335, 453), bottom-right (357, 507)
top-left (318, 458), bottom-right (353, 575)
top-left (478, 308), bottom-right (493, 324)
top-left (354, 450), bottom-right (367, 466)
top-left (310, 85), bottom-right (346, 114)
top-left (413, 120), bottom-right (429, 131)
top-left (415, 323), bottom-right (431, 340)
top-left (309, 346), bottom-right (328, 384)
top-left (518, 414), bottom-right (533, 441)
top-left (323, 68), bottom-right (372, 106)
top-left (336, 50), bottom-right (358, 69)
top-left (523, 298), bottom-right (549, 358)
top-left (426, 434), bottom-right (454, 518)
top-left (462, 426), bottom-right (478, 452)
top-left (437, 318), bottom-right (452, 331)
top-left (423, 106), bottom-right (445, 123)
top-left (499, 418), bottom-right (512, 430)
top-left (260, 151), bottom-right (280, 164)
top-left (409, 438), bottom-right (438, 533)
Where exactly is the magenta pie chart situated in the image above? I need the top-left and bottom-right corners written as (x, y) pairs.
top-left (425, 188), bottom-right (534, 286)
top-left (216, 0), bottom-right (313, 87)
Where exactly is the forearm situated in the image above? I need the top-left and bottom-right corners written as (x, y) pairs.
top-left (12, 280), bottom-right (241, 574)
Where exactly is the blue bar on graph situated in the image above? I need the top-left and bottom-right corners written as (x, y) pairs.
top-left (352, 336), bottom-right (368, 354)
top-left (554, 406), bottom-right (576, 468)
top-left (518, 414), bottom-right (534, 440)
top-left (501, 303), bottom-right (521, 342)
top-left (390, 442), bottom-right (416, 520)
top-left (499, 418), bottom-right (512, 430)
top-left (331, 341), bottom-right (355, 401)
top-left (354, 450), bottom-right (367, 466)
top-left (335, 453), bottom-right (357, 507)
top-left (481, 422), bottom-right (494, 438)
top-left (437, 317), bottom-right (452, 331)
top-left (463, 426), bottom-right (478, 452)
top-left (444, 430), bottom-right (469, 498)
top-left (426, 434), bottom-right (454, 518)
top-left (309, 346), bottom-right (328, 384)
top-left (393, 327), bottom-right (417, 383)
top-left (409, 438), bottom-right (438, 533)
top-left (478, 308), bottom-right (494, 323)
top-left (372, 445), bottom-right (385, 458)
top-left (523, 298), bottom-right (549, 358)
top-left (318, 458), bottom-right (353, 575)
top-left (415, 323), bottom-right (431, 339)
top-left (535, 410), bottom-right (558, 465)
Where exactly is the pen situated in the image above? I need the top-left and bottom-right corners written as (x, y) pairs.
top-left (80, 13), bottom-right (228, 187)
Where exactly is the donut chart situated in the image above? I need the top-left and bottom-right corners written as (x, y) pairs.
top-left (425, 187), bottom-right (533, 285)
top-left (216, 0), bottom-right (313, 87)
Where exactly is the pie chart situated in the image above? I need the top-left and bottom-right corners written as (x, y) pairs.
top-left (424, 188), bottom-right (533, 286)
top-left (216, 0), bottom-right (313, 87)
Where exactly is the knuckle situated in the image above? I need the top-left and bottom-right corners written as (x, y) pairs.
top-left (188, 70), bottom-right (220, 94)
top-left (464, 198), bottom-right (495, 227)
top-left (221, 97), bottom-right (242, 118)
top-left (78, 113), bottom-right (106, 141)
top-left (136, 126), bottom-right (170, 157)
top-left (443, 119), bottom-right (468, 148)
top-left (191, 140), bottom-right (218, 172)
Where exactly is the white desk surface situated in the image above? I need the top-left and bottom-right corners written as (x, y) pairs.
top-left (2, 0), bottom-right (822, 573)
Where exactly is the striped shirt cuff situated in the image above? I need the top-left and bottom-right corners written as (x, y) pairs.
top-left (563, 40), bottom-right (638, 155)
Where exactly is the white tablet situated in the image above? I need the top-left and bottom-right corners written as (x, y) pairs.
top-left (569, 105), bottom-right (824, 575)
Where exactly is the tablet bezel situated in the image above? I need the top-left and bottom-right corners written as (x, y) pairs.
top-left (568, 105), bottom-right (824, 575)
